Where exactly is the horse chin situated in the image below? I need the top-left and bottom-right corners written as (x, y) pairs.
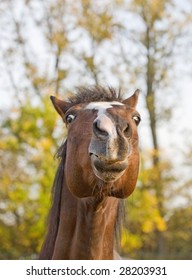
top-left (90, 154), bottom-right (128, 183)
top-left (93, 168), bottom-right (125, 183)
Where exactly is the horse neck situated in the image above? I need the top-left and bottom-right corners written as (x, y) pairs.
top-left (52, 181), bottom-right (120, 260)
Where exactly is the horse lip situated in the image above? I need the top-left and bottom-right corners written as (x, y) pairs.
top-left (90, 154), bottom-right (128, 175)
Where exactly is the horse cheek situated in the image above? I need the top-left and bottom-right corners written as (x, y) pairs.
top-left (116, 154), bottom-right (140, 198)
top-left (64, 163), bottom-right (91, 198)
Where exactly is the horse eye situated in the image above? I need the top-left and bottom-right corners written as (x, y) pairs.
top-left (66, 114), bottom-right (76, 124)
top-left (133, 115), bottom-right (141, 125)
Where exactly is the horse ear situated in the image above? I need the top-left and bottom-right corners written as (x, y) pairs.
top-left (50, 96), bottom-right (71, 119)
top-left (123, 89), bottom-right (140, 108)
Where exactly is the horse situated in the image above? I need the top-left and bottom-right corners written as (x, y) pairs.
top-left (39, 86), bottom-right (141, 260)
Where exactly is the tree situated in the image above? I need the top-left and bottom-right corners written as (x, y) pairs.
top-left (118, 0), bottom-right (191, 257)
top-left (0, 97), bottom-right (61, 258)
top-left (165, 206), bottom-right (192, 259)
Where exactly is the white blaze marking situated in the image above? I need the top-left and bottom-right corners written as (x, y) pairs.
top-left (96, 113), bottom-right (116, 137)
top-left (96, 113), bottom-right (118, 160)
top-left (85, 101), bottom-right (124, 116)
top-left (86, 101), bottom-right (124, 161)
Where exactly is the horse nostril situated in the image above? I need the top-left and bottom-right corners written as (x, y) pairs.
top-left (123, 124), bottom-right (130, 137)
top-left (93, 120), bottom-right (108, 137)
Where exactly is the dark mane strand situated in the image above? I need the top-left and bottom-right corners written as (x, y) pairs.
top-left (68, 86), bottom-right (123, 105)
top-left (115, 199), bottom-right (125, 251)
top-left (39, 141), bottom-right (67, 259)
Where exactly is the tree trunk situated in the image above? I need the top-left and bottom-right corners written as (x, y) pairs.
top-left (145, 26), bottom-right (159, 166)
top-left (145, 25), bottom-right (165, 258)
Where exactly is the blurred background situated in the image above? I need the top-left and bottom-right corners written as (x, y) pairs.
top-left (0, 0), bottom-right (192, 260)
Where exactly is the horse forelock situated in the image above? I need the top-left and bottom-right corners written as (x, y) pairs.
top-left (68, 86), bottom-right (123, 105)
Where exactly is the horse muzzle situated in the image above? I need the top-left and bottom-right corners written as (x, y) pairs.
top-left (90, 153), bottom-right (128, 182)
top-left (88, 113), bottom-right (131, 182)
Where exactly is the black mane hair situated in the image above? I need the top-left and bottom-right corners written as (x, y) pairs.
top-left (39, 141), bottom-right (67, 259)
top-left (68, 86), bottom-right (124, 104)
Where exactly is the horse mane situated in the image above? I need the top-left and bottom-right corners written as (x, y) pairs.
top-left (68, 86), bottom-right (123, 104)
top-left (39, 141), bottom-right (67, 259)
top-left (39, 86), bottom-right (125, 259)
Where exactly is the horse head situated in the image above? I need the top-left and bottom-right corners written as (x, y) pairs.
top-left (51, 87), bottom-right (141, 199)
